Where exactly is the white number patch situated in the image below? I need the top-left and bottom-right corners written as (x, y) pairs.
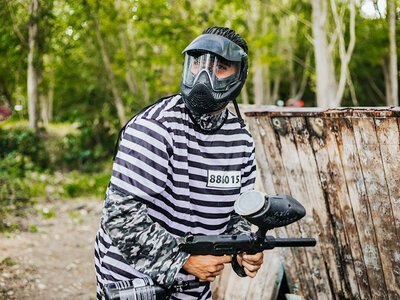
top-left (207, 170), bottom-right (241, 188)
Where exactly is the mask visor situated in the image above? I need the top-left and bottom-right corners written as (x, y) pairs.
top-left (182, 53), bottom-right (241, 92)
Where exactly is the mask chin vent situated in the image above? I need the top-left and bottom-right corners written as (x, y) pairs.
top-left (191, 89), bottom-right (209, 103)
top-left (186, 84), bottom-right (226, 115)
top-left (211, 91), bottom-right (224, 100)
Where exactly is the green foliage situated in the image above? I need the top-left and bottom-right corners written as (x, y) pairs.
top-left (0, 127), bottom-right (50, 171)
top-left (55, 119), bottom-right (116, 171)
top-left (0, 257), bottom-right (16, 267)
top-left (41, 208), bottom-right (56, 219)
top-left (1, 0), bottom-right (399, 124)
top-left (29, 225), bottom-right (39, 233)
top-left (0, 127), bottom-right (49, 229)
top-left (0, 123), bottom-right (111, 231)
top-left (61, 171), bottom-right (110, 198)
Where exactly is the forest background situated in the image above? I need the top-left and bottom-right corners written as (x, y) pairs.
top-left (0, 0), bottom-right (399, 233)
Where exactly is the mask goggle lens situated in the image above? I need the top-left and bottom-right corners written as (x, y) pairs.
top-left (182, 53), bottom-right (241, 91)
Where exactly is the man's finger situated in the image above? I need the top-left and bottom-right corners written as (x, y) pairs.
top-left (244, 268), bottom-right (258, 278)
top-left (241, 259), bottom-right (262, 272)
top-left (243, 257), bottom-right (263, 266)
top-left (214, 264), bottom-right (225, 272)
top-left (243, 252), bottom-right (263, 263)
top-left (206, 276), bottom-right (216, 282)
top-left (217, 255), bottom-right (233, 264)
top-left (209, 270), bottom-right (223, 277)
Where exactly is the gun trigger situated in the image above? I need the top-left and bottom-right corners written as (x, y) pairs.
top-left (231, 254), bottom-right (247, 278)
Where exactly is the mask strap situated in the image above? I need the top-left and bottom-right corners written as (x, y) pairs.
top-left (232, 99), bottom-right (245, 128)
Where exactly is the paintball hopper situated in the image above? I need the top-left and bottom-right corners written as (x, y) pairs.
top-left (234, 190), bottom-right (306, 234)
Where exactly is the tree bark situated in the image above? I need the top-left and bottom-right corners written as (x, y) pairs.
top-left (40, 94), bottom-right (48, 125)
top-left (248, 0), bottom-right (265, 105)
top-left (387, 0), bottom-right (398, 106)
top-left (264, 64), bottom-right (271, 105)
top-left (383, 57), bottom-right (392, 104)
top-left (311, 0), bottom-right (338, 107)
top-left (47, 66), bottom-right (54, 122)
top-left (253, 63), bottom-right (264, 105)
top-left (94, 18), bottom-right (126, 126)
top-left (28, 0), bottom-right (39, 131)
top-left (40, 55), bottom-right (54, 125)
top-left (115, 0), bottom-right (137, 96)
top-left (366, 74), bottom-right (385, 102)
top-left (120, 35), bottom-right (137, 95)
top-left (346, 70), bottom-right (358, 106)
top-left (330, 0), bottom-right (356, 106)
top-left (241, 83), bottom-right (249, 105)
top-left (271, 73), bottom-right (281, 104)
top-left (288, 43), bottom-right (297, 99)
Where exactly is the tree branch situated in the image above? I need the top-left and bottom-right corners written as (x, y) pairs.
top-left (7, 1), bottom-right (28, 48)
top-left (331, 0), bottom-right (356, 106)
top-left (346, 69), bottom-right (358, 106)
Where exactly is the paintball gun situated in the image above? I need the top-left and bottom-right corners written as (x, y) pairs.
top-left (103, 277), bottom-right (203, 300)
top-left (102, 190), bottom-right (316, 299)
top-left (179, 190), bottom-right (316, 276)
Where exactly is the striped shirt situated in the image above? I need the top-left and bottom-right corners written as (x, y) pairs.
top-left (95, 94), bottom-right (256, 299)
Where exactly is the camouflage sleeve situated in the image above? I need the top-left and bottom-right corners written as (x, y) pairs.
top-left (224, 212), bottom-right (251, 235)
top-left (101, 186), bottom-right (190, 287)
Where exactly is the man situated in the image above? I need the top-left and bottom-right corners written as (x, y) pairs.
top-left (95, 26), bottom-right (263, 300)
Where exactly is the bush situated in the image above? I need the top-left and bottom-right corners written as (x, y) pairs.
top-left (0, 127), bottom-right (50, 171)
top-left (54, 119), bottom-right (116, 171)
top-left (0, 128), bottom-right (50, 230)
top-left (0, 122), bottom-right (113, 231)
top-left (61, 170), bottom-right (110, 198)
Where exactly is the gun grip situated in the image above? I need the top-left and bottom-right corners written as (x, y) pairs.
top-left (231, 255), bottom-right (247, 278)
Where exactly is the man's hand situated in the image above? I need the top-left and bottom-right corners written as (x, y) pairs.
top-left (182, 255), bottom-right (232, 282)
top-left (236, 252), bottom-right (263, 278)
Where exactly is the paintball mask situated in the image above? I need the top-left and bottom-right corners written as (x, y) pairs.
top-left (181, 34), bottom-right (248, 117)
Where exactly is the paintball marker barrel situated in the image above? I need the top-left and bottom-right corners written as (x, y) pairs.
top-left (264, 236), bottom-right (317, 248)
top-left (180, 234), bottom-right (316, 255)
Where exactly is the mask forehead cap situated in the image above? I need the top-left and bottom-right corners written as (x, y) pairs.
top-left (182, 34), bottom-right (246, 62)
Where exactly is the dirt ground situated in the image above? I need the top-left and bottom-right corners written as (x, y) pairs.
top-left (0, 196), bottom-right (103, 300)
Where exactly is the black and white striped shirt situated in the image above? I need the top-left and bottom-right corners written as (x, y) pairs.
top-left (95, 94), bottom-right (256, 299)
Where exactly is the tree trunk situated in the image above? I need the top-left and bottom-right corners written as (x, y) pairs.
top-left (143, 80), bottom-right (150, 105)
top-left (48, 66), bottom-right (54, 122)
top-left (264, 64), bottom-right (271, 105)
top-left (330, 0), bottom-right (356, 106)
top-left (383, 57), bottom-right (392, 105)
top-left (241, 84), bottom-right (249, 105)
top-left (120, 31), bottom-right (137, 96)
top-left (94, 18), bottom-right (126, 126)
top-left (40, 94), bottom-right (48, 125)
top-left (288, 52), bottom-right (310, 102)
top-left (271, 73), bottom-right (281, 104)
top-left (28, 0), bottom-right (39, 130)
top-left (387, 0), bottom-right (398, 106)
top-left (311, 0), bottom-right (337, 107)
top-left (288, 43), bottom-right (297, 99)
top-left (366, 74), bottom-right (385, 103)
top-left (253, 63), bottom-right (264, 105)
top-left (115, 0), bottom-right (137, 96)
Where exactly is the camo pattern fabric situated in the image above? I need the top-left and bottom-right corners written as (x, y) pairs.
top-left (224, 213), bottom-right (251, 235)
top-left (191, 109), bottom-right (228, 132)
top-left (224, 213), bottom-right (253, 276)
top-left (101, 186), bottom-right (190, 287)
